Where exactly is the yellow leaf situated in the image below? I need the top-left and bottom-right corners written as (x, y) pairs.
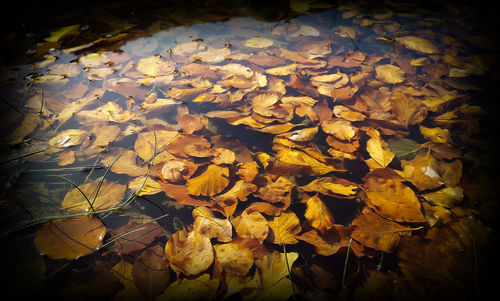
top-left (244, 37), bottom-right (274, 48)
top-left (304, 195), bottom-right (335, 232)
top-left (396, 36), bottom-right (440, 54)
top-left (375, 64), bottom-right (405, 84)
top-left (231, 210), bottom-right (269, 241)
top-left (61, 180), bottom-right (126, 213)
top-left (320, 182), bottom-right (358, 196)
top-left (164, 229), bottom-right (214, 276)
top-left (48, 129), bottom-right (88, 148)
top-left (186, 164), bottom-right (230, 196)
top-left (192, 207), bottom-right (232, 242)
top-left (214, 242), bottom-right (254, 275)
top-left (366, 135), bottom-right (395, 167)
top-left (419, 125), bottom-right (451, 143)
top-left (271, 148), bottom-right (336, 176)
top-left (268, 211), bottom-right (302, 245)
top-left (156, 274), bottom-right (218, 301)
top-left (44, 24), bottom-right (80, 42)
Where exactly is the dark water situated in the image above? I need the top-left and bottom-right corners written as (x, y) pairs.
top-left (1, 1), bottom-right (499, 300)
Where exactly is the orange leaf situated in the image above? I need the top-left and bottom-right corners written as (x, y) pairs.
top-left (34, 216), bottom-right (106, 260)
top-left (362, 168), bottom-right (426, 222)
top-left (186, 164), bottom-right (230, 196)
top-left (304, 195), bottom-right (335, 232)
top-left (192, 207), bottom-right (232, 242)
top-left (232, 210), bottom-right (269, 241)
top-left (61, 180), bottom-right (126, 213)
top-left (164, 229), bottom-right (214, 276)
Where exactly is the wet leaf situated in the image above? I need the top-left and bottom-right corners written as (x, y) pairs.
top-left (57, 150), bottom-right (75, 166)
top-left (34, 216), bottom-right (106, 260)
top-left (244, 37), bottom-right (274, 48)
top-left (192, 207), bottom-right (232, 242)
top-left (61, 180), bottom-right (126, 213)
top-left (321, 119), bottom-right (357, 141)
top-left (251, 251), bottom-right (299, 301)
top-left (48, 129), bottom-right (88, 148)
top-left (109, 221), bottom-right (164, 255)
top-left (304, 195), bottom-right (335, 232)
top-left (137, 56), bottom-right (175, 77)
top-left (132, 245), bottom-right (170, 301)
top-left (301, 176), bottom-right (359, 198)
top-left (186, 164), bottom-right (230, 196)
top-left (419, 125), bottom-right (451, 143)
top-left (159, 274), bottom-right (218, 301)
top-left (375, 64), bottom-right (405, 84)
top-left (164, 229), bottom-right (214, 276)
top-left (214, 242), bottom-right (254, 275)
top-left (352, 208), bottom-right (420, 253)
top-left (297, 225), bottom-right (354, 256)
top-left (422, 186), bottom-right (463, 208)
top-left (161, 160), bottom-right (188, 183)
top-left (45, 24), bottom-right (80, 42)
top-left (362, 168), bottom-right (426, 222)
top-left (390, 96), bottom-right (428, 128)
top-left (396, 36), bottom-right (439, 54)
top-left (366, 131), bottom-right (395, 167)
top-left (134, 130), bottom-right (179, 164)
top-left (268, 211), bottom-right (302, 245)
top-left (128, 176), bottom-right (162, 196)
top-left (232, 210), bottom-right (269, 241)
top-left (270, 148), bottom-right (336, 176)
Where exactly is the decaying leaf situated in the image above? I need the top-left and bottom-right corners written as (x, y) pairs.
top-left (156, 274), bottom-right (219, 301)
top-left (267, 211), bottom-right (302, 245)
top-left (192, 207), bottom-right (232, 242)
top-left (132, 245), bottom-right (170, 301)
top-left (304, 195), bottom-right (335, 232)
top-left (214, 242), bottom-right (254, 275)
top-left (231, 210), bottom-right (269, 241)
top-left (396, 36), bottom-right (440, 54)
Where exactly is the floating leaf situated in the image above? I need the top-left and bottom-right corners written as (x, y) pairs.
top-left (366, 133), bottom-right (395, 167)
top-left (192, 207), bottom-right (232, 242)
top-left (214, 242), bottom-right (254, 275)
top-left (161, 160), bottom-right (188, 183)
top-left (232, 210), bottom-right (269, 241)
top-left (61, 180), bottom-right (126, 213)
top-left (164, 229), bottom-right (214, 276)
top-left (44, 24), bottom-right (80, 42)
top-left (186, 164), bottom-right (230, 196)
top-left (251, 251), bottom-right (299, 301)
top-left (304, 195), bottom-right (335, 232)
top-left (362, 168), bottom-right (426, 222)
top-left (34, 216), bottom-right (106, 260)
top-left (267, 211), bottom-right (302, 245)
top-left (270, 148), bottom-right (336, 176)
top-left (352, 208), bottom-right (420, 253)
top-left (137, 56), bottom-right (175, 77)
top-left (48, 129), bottom-right (88, 148)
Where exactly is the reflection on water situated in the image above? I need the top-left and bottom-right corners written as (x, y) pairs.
top-left (0, 1), bottom-right (499, 300)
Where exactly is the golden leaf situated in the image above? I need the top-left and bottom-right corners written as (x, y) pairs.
top-left (156, 274), bottom-right (218, 301)
top-left (362, 168), bottom-right (426, 222)
top-left (297, 225), bottom-right (354, 256)
top-left (186, 164), bottom-right (230, 196)
top-left (321, 119), bottom-right (357, 141)
top-left (270, 148), bottom-right (336, 176)
top-left (161, 160), bottom-right (188, 183)
top-left (132, 245), bottom-right (171, 301)
top-left (192, 207), bottom-right (232, 242)
top-left (375, 64), bottom-right (405, 84)
top-left (419, 125), bottom-right (451, 143)
top-left (396, 36), bottom-right (439, 54)
top-left (61, 180), bottom-right (126, 213)
top-left (251, 251), bottom-right (299, 301)
top-left (352, 208), bottom-right (420, 253)
top-left (134, 130), bottom-right (179, 164)
top-left (232, 210), bottom-right (269, 241)
top-left (366, 135), bottom-right (395, 167)
top-left (304, 195), bottom-right (335, 232)
top-left (214, 242), bottom-right (254, 275)
top-left (164, 229), bottom-right (214, 276)
top-left (244, 37), bottom-right (274, 48)
top-left (268, 211), bottom-right (302, 245)
top-left (34, 216), bottom-right (106, 260)
top-left (48, 129), bottom-right (88, 148)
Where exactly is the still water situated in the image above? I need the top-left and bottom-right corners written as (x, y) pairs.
top-left (1, 1), bottom-right (498, 300)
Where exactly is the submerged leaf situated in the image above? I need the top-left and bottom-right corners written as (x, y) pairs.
top-left (186, 164), bottom-right (230, 196)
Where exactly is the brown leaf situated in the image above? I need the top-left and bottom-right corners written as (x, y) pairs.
top-left (34, 216), bottom-right (106, 260)
top-left (390, 95), bottom-right (428, 128)
top-left (352, 208), bottom-right (420, 253)
top-left (297, 225), bottom-right (354, 256)
top-left (132, 245), bottom-right (171, 301)
top-left (109, 221), bottom-right (164, 255)
top-left (192, 207), bottom-right (232, 242)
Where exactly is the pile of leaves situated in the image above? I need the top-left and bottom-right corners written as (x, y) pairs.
top-left (1, 1), bottom-right (498, 300)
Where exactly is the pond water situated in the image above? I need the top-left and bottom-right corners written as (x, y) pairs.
top-left (1, 0), bottom-right (499, 300)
